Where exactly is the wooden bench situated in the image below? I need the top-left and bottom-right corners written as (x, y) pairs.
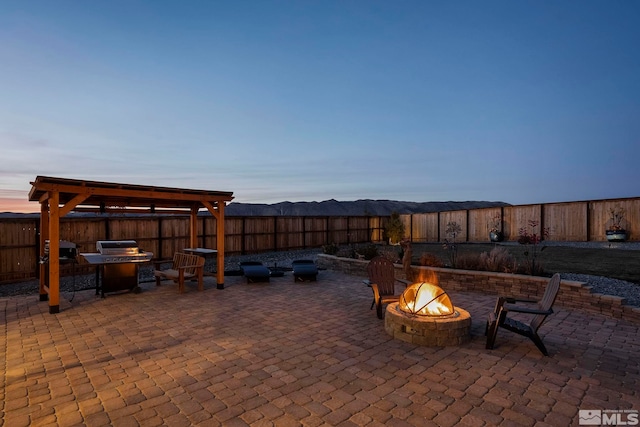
top-left (154, 252), bottom-right (205, 293)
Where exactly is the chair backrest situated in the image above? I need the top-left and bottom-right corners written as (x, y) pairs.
top-left (530, 273), bottom-right (561, 332)
top-left (367, 256), bottom-right (396, 296)
top-left (173, 252), bottom-right (205, 275)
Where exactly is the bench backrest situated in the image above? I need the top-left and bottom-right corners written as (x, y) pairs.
top-left (172, 252), bottom-right (205, 275)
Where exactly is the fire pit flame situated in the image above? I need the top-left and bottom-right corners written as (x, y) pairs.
top-left (398, 282), bottom-right (455, 317)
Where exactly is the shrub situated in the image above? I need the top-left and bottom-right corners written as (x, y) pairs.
top-left (355, 243), bottom-right (379, 260)
top-left (322, 242), bottom-right (340, 255)
top-left (336, 247), bottom-right (356, 259)
top-left (478, 247), bottom-right (517, 273)
top-left (455, 253), bottom-right (483, 271)
top-left (379, 249), bottom-right (401, 264)
top-left (419, 252), bottom-right (444, 268)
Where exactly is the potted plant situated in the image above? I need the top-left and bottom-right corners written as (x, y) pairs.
top-left (606, 206), bottom-right (628, 242)
top-left (487, 214), bottom-right (503, 242)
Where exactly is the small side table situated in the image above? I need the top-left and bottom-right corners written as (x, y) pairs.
top-left (183, 248), bottom-right (218, 276)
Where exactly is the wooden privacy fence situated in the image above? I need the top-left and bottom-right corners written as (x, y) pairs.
top-left (401, 198), bottom-right (639, 243)
top-left (1, 196), bottom-right (638, 284)
top-left (0, 215), bottom-right (387, 284)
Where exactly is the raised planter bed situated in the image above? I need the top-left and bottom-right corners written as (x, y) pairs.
top-left (317, 254), bottom-right (640, 324)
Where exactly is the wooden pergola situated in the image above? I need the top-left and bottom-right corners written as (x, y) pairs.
top-left (28, 176), bottom-right (234, 314)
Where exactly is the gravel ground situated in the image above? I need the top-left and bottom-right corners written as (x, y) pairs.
top-left (0, 249), bottom-right (323, 299)
top-left (2, 245), bottom-right (638, 307)
top-left (558, 273), bottom-right (640, 307)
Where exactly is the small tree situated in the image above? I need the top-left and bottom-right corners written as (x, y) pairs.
top-left (385, 212), bottom-right (405, 245)
top-left (443, 221), bottom-right (462, 268)
top-left (518, 220), bottom-right (549, 275)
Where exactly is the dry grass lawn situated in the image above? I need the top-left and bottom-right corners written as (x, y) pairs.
top-left (408, 243), bottom-right (640, 284)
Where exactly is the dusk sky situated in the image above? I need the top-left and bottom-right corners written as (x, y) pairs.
top-left (1, 1), bottom-right (639, 213)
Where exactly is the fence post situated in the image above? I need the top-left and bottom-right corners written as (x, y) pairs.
top-left (34, 219), bottom-right (41, 279)
top-left (540, 204), bottom-right (546, 242)
top-left (273, 216), bottom-right (278, 252)
top-left (104, 217), bottom-right (110, 241)
top-left (158, 217), bottom-right (163, 259)
top-left (325, 217), bottom-right (329, 246)
top-left (409, 214), bottom-right (413, 242)
top-left (586, 202), bottom-right (591, 241)
top-left (303, 217), bottom-right (307, 249)
top-left (465, 210), bottom-right (470, 242)
top-left (241, 217), bottom-right (246, 255)
top-left (200, 214), bottom-right (205, 248)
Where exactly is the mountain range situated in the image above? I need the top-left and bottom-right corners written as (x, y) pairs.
top-left (0, 200), bottom-right (510, 218)
top-left (224, 199), bottom-right (510, 216)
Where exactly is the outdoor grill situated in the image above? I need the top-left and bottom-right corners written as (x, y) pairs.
top-left (40, 240), bottom-right (79, 294)
top-left (42, 240), bottom-right (78, 264)
top-left (81, 240), bottom-right (153, 297)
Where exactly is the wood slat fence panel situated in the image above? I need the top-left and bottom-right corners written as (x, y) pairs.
top-left (468, 207), bottom-right (503, 242)
top-left (544, 202), bottom-right (588, 242)
top-left (439, 210), bottom-right (468, 242)
top-left (504, 205), bottom-right (542, 241)
top-left (305, 217), bottom-right (328, 248)
top-left (0, 219), bottom-right (38, 282)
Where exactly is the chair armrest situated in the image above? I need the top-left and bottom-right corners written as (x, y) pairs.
top-left (503, 304), bottom-right (553, 315)
top-left (177, 263), bottom-right (202, 271)
top-left (154, 259), bottom-right (174, 269)
top-left (396, 279), bottom-right (410, 286)
top-left (371, 283), bottom-right (381, 302)
top-left (501, 297), bottom-right (539, 304)
top-left (363, 279), bottom-right (372, 287)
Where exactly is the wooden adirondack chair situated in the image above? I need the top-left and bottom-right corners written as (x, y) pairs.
top-left (154, 252), bottom-right (205, 293)
top-left (365, 256), bottom-right (409, 319)
top-left (485, 273), bottom-right (561, 356)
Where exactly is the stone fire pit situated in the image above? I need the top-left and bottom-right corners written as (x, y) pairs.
top-left (384, 281), bottom-right (472, 346)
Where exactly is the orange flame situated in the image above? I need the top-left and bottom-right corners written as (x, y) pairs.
top-left (399, 282), bottom-right (454, 316)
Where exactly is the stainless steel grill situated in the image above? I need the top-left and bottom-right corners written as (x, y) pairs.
top-left (80, 240), bottom-right (153, 297)
top-left (81, 240), bottom-right (153, 264)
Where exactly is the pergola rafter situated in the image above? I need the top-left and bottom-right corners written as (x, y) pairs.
top-left (28, 176), bottom-right (234, 314)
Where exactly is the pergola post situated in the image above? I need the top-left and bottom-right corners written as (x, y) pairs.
top-left (216, 202), bottom-right (225, 289)
top-left (48, 192), bottom-right (60, 314)
top-left (39, 200), bottom-right (49, 301)
top-left (190, 206), bottom-right (199, 249)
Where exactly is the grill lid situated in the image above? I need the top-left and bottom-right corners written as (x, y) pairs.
top-left (97, 240), bottom-right (140, 255)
